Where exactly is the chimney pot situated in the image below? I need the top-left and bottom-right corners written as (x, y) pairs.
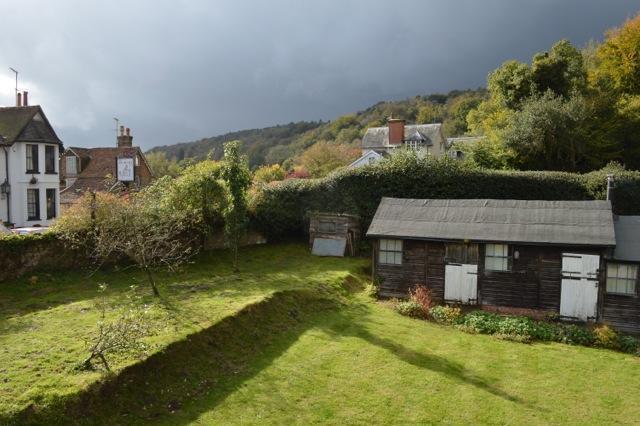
top-left (126, 127), bottom-right (130, 136)
top-left (16, 92), bottom-right (21, 107)
top-left (120, 125), bottom-right (125, 136)
top-left (22, 91), bottom-right (28, 106)
top-left (387, 118), bottom-right (406, 145)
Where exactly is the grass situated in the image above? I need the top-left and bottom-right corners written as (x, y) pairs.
top-left (0, 243), bottom-right (365, 422)
top-left (3, 244), bottom-right (640, 424)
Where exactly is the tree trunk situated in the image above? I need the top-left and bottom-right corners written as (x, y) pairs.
top-left (145, 267), bottom-right (160, 297)
top-left (233, 241), bottom-right (239, 272)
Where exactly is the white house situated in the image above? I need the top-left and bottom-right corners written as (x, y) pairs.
top-left (349, 118), bottom-right (446, 168)
top-left (0, 94), bottom-right (62, 228)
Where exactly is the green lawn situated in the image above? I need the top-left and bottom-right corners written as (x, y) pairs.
top-left (3, 244), bottom-right (640, 425)
top-left (0, 244), bottom-right (365, 422)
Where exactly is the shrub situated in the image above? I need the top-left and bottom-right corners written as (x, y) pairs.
top-left (250, 155), bottom-right (640, 240)
top-left (558, 324), bottom-right (595, 346)
top-left (593, 325), bottom-right (619, 349)
top-left (457, 311), bottom-right (502, 334)
top-left (496, 316), bottom-right (537, 339)
top-left (410, 285), bottom-right (433, 317)
top-left (429, 305), bottom-right (463, 325)
top-left (618, 335), bottom-right (640, 354)
top-left (395, 300), bottom-right (425, 319)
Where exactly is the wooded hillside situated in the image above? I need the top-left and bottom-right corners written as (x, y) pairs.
top-left (148, 89), bottom-right (486, 172)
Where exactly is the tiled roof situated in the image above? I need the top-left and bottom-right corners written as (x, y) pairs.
top-left (0, 105), bottom-right (62, 145)
top-left (61, 147), bottom-right (144, 202)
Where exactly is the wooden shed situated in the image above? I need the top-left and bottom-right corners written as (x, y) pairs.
top-left (602, 216), bottom-right (640, 333)
top-left (309, 212), bottom-right (360, 257)
top-left (367, 198), bottom-right (618, 324)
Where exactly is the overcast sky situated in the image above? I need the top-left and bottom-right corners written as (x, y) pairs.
top-left (0, 0), bottom-right (638, 150)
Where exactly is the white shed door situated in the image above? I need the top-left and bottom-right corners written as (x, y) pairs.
top-left (560, 253), bottom-right (600, 321)
top-left (445, 264), bottom-right (478, 304)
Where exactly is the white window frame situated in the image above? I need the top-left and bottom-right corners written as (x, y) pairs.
top-left (404, 140), bottom-right (422, 151)
top-left (485, 243), bottom-right (510, 271)
top-left (66, 155), bottom-right (78, 175)
top-left (379, 239), bottom-right (402, 265)
top-left (606, 263), bottom-right (637, 296)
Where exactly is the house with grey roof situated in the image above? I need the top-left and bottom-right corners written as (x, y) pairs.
top-left (349, 118), bottom-right (446, 168)
top-left (0, 92), bottom-right (62, 228)
top-left (366, 196), bottom-right (640, 333)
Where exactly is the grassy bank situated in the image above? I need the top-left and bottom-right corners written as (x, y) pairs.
top-left (3, 244), bottom-right (640, 424)
top-left (0, 244), bottom-right (365, 421)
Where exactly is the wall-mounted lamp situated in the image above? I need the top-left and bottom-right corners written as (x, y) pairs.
top-left (514, 250), bottom-right (520, 260)
top-left (29, 175), bottom-right (38, 184)
top-left (0, 181), bottom-right (10, 195)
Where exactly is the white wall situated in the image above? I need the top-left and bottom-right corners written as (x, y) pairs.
top-left (6, 142), bottom-right (60, 227)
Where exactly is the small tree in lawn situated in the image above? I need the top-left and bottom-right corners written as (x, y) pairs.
top-left (80, 284), bottom-right (152, 372)
top-left (221, 140), bottom-right (251, 272)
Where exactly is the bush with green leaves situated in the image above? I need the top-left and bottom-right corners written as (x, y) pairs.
top-left (251, 153), bottom-right (640, 240)
top-left (429, 305), bottom-right (463, 325)
top-left (618, 335), bottom-right (640, 354)
top-left (395, 300), bottom-right (425, 319)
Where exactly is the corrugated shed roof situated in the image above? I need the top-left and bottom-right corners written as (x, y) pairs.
top-left (613, 216), bottom-right (640, 261)
top-left (367, 198), bottom-right (615, 247)
top-left (362, 124), bottom-right (442, 149)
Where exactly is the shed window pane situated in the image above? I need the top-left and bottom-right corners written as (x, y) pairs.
top-left (607, 263), bottom-right (637, 295)
top-left (379, 239), bottom-right (402, 265)
top-left (319, 220), bottom-right (337, 233)
top-left (485, 244), bottom-right (510, 271)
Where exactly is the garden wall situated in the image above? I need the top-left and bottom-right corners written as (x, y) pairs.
top-left (0, 234), bottom-right (86, 282)
top-left (251, 158), bottom-right (640, 239)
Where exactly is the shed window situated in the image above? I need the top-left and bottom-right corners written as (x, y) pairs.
top-left (485, 244), bottom-right (510, 271)
top-left (379, 239), bottom-right (402, 265)
top-left (607, 263), bottom-right (637, 296)
top-left (318, 220), bottom-right (337, 233)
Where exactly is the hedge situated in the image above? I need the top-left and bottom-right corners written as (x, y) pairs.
top-left (251, 155), bottom-right (640, 239)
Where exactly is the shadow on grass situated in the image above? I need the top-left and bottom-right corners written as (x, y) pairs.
top-left (10, 289), bottom-right (340, 425)
top-left (9, 287), bottom-right (542, 426)
top-left (323, 309), bottom-right (530, 407)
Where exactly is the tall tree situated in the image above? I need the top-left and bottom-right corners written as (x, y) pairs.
top-left (593, 13), bottom-right (640, 95)
top-left (221, 140), bottom-right (251, 272)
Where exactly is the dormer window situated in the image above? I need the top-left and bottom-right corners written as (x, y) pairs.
top-left (66, 155), bottom-right (78, 175)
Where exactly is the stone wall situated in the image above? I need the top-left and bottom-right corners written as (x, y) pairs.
top-left (0, 236), bottom-right (86, 282)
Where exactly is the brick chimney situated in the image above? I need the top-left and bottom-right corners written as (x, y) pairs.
top-left (117, 126), bottom-right (133, 147)
top-left (388, 118), bottom-right (405, 145)
top-left (22, 91), bottom-right (28, 106)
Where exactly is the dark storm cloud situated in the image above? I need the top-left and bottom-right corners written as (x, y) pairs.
top-left (0, 0), bottom-right (638, 149)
